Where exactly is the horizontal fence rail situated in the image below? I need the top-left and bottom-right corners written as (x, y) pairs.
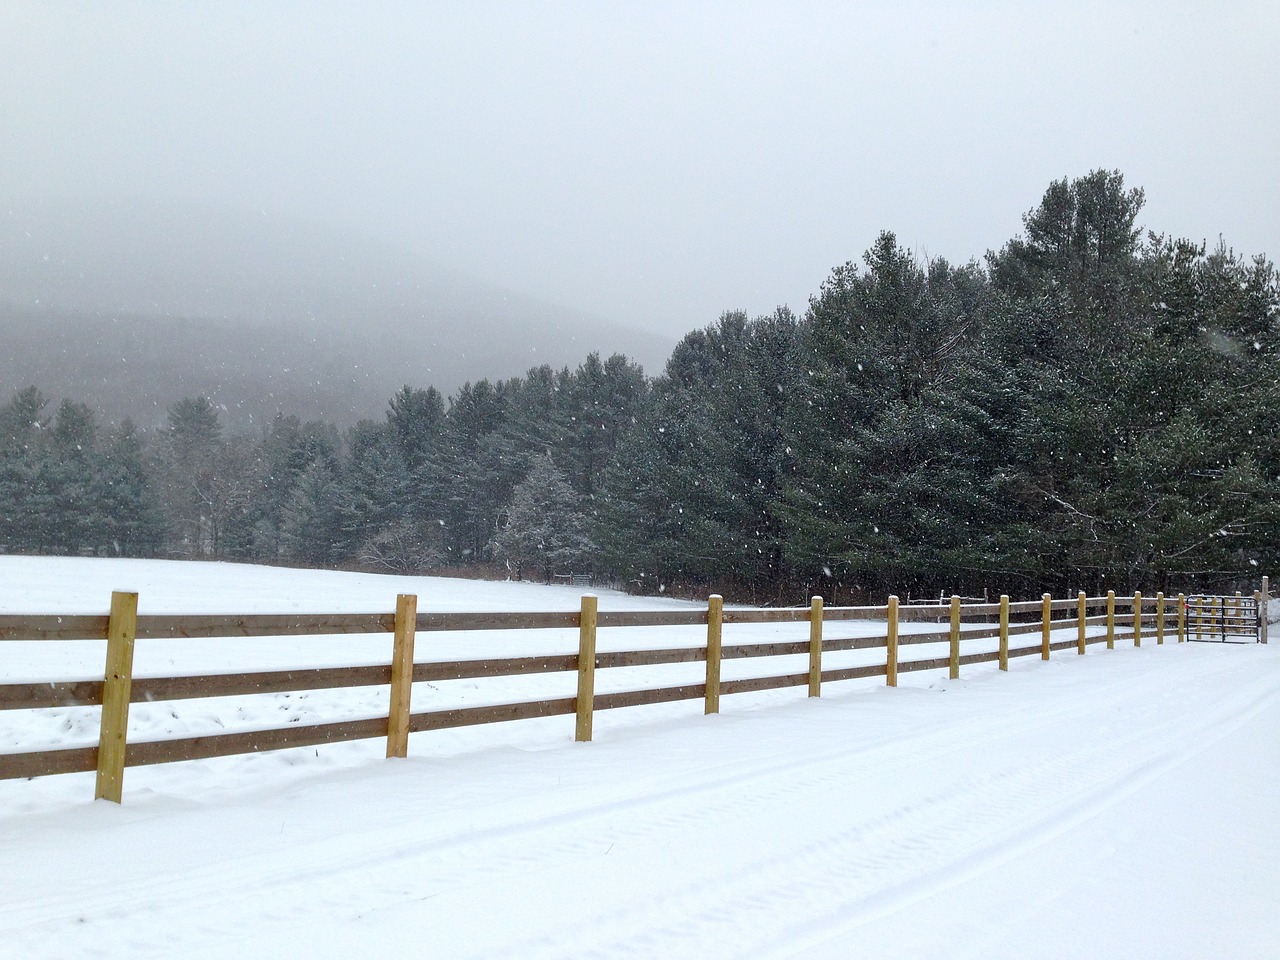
top-left (0, 578), bottom-right (1269, 803)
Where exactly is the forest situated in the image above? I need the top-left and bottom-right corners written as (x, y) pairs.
top-left (3, 170), bottom-right (1278, 602)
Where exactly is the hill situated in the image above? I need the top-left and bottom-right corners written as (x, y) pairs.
top-left (0, 199), bottom-right (674, 427)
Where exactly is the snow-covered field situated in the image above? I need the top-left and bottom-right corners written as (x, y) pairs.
top-left (2, 557), bottom-right (1279, 959)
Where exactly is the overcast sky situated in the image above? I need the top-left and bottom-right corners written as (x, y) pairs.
top-left (3, 2), bottom-right (1277, 339)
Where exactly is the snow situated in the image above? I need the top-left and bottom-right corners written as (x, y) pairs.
top-left (3, 557), bottom-right (1279, 959)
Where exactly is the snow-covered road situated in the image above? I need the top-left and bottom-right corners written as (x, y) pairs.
top-left (2, 559), bottom-right (1278, 958)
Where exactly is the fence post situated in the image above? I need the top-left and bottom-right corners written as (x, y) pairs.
top-left (1133, 591), bottom-right (1142, 648)
top-left (705, 594), bottom-right (723, 714)
top-left (1077, 591), bottom-right (1087, 655)
top-left (1106, 590), bottom-right (1116, 649)
top-left (948, 595), bottom-right (961, 680)
top-left (1156, 591), bottom-right (1165, 645)
top-left (808, 596), bottom-right (823, 698)
top-left (575, 594), bottom-right (598, 742)
top-left (1041, 593), bottom-right (1052, 661)
top-left (1195, 596), bottom-right (1204, 641)
top-left (1262, 577), bottom-right (1270, 645)
top-left (1178, 593), bottom-right (1186, 643)
top-left (886, 595), bottom-right (899, 687)
top-left (999, 594), bottom-right (1010, 671)
top-left (386, 593), bottom-right (417, 759)
top-left (95, 591), bottom-right (139, 803)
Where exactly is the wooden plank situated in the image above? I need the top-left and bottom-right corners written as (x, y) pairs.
top-left (0, 614), bottom-right (108, 641)
top-left (1262, 578), bottom-right (1269, 645)
top-left (1041, 593), bottom-right (1052, 661)
top-left (706, 595), bottom-right (722, 715)
top-left (0, 745), bottom-right (98, 780)
top-left (959, 650), bottom-right (1001, 667)
top-left (133, 666), bottom-right (391, 702)
top-left (1008, 644), bottom-right (1042, 659)
top-left (126, 716), bottom-right (390, 767)
top-left (597, 648), bottom-right (707, 669)
top-left (820, 664), bottom-right (887, 683)
top-left (721, 640), bottom-right (809, 660)
top-left (899, 655), bottom-right (950, 674)
top-left (886, 595), bottom-right (899, 687)
top-left (596, 610), bottom-right (707, 628)
top-left (95, 592), bottom-right (137, 803)
top-left (1077, 591), bottom-right (1087, 655)
top-left (822, 635), bottom-right (888, 653)
top-left (136, 612), bottom-right (392, 639)
top-left (808, 596), bottom-right (823, 698)
top-left (948, 595), bottom-right (961, 680)
top-left (417, 611), bottom-right (580, 632)
top-left (722, 608), bottom-right (811, 625)
top-left (897, 627), bottom-right (951, 645)
top-left (721, 673), bottom-right (809, 696)
top-left (410, 698), bottom-right (577, 733)
top-left (1, 679), bottom-right (105, 710)
top-left (999, 595), bottom-right (1010, 671)
top-left (386, 594), bottom-right (416, 760)
top-left (575, 595), bottom-right (597, 743)
top-left (595, 684), bottom-right (705, 711)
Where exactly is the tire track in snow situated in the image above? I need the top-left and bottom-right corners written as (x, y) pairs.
top-left (447, 655), bottom-right (1280, 959)
top-left (3, 646), bottom-right (1273, 959)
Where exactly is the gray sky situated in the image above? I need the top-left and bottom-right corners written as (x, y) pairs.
top-left (3, 1), bottom-right (1277, 339)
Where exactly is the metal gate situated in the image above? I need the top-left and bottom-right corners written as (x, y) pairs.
top-left (1185, 594), bottom-right (1260, 643)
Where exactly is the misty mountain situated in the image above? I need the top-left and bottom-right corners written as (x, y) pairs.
top-left (0, 199), bottom-right (674, 428)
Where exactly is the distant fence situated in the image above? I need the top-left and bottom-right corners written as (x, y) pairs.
top-left (0, 579), bottom-right (1269, 804)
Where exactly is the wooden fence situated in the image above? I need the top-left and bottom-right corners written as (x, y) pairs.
top-left (0, 584), bottom-right (1262, 803)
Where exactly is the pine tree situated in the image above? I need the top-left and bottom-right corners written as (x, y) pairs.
top-left (491, 454), bottom-right (594, 581)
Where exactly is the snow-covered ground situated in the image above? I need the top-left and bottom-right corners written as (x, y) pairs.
top-left (2, 557), bottom-right (1278, 959)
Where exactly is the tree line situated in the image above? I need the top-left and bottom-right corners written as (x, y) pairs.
top-left (2, 170), bottom-right (1277, 601)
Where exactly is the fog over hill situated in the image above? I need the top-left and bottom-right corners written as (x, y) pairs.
top-left (0, 199), bottom-right (674, 429)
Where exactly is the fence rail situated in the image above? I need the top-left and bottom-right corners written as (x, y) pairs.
top-left (1, 579), bottom-right (1269, 803)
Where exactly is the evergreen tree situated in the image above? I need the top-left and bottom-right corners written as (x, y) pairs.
top-left (596, 310), bottom-right (799, 598)
top-left (0, 387), bottom-right (50, 552)
top-left (491, 454), bottom-right (594, 581)
top-left (91, 420), bottom-right (165, 556)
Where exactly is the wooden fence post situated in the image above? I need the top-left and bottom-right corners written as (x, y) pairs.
top-left (705, 594), bottom-right (723, 714)
top-left (1195, 596), bottom-right (1204, 641)
top-left (1133, 591), bottom-right (1142, 648)
top-left (1041, 593), bottom-right (1052, 661)
top-left (999, 594), bottom-right (1010, 671)
top-left (886, 595), bottom-right (899, 687)
top-left (1106, 590), bottom-right (1116, 649)
top-left (95, 591), bottom-right (138, 803)
top-left (808, 596), bottom-right (823, 698)
top-left (1178, 593), bottom-right (1186, 643)
top-left (1262, 577), bottom-right (1270, 645)
top-left (575, 594), bottom-right (598, 742)
top-left (386, 593), bottom-right (417, 759)
top-left (948, 595), bottom-right (961, 680)
top-left (1077, 591), bottom-right (1087, 655)
top-left (1156, 591), bottom-right (1165, 645)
